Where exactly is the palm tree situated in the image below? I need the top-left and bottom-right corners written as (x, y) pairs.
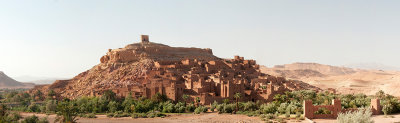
top-left (182, 94), bottom-right (189, 106)
top-left (234, 93), bottom-right (241, 112)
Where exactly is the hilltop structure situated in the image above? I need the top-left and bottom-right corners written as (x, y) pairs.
top-left (32, 35), bottom-right (319, 104)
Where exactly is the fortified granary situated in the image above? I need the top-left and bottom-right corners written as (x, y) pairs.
top-left (31, 35), bottom-right (319, 105)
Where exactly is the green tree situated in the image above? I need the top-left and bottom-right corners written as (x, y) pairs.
top-left (375, 90), bottom-right (385, 99)
top-left (122, 92), bottom-right (134, 113)
top-left (55, 101), bottom-right (79, 123)
top-left (108, 101), bottom-right (119, 113)
top-left (102, 90), bottom-right (116, 102)
top-left (234, 93), bottom-right (241, 112)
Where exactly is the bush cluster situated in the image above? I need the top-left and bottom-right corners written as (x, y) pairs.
top-left (337, 108), bottom-right (373, 123)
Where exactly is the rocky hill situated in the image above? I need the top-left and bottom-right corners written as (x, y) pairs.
top-left (32, 35), bottom-right (319, 103)
top-left (0, 71), bottom-right (34, 89)
top-left (261, 63), bottom-right (400, 97)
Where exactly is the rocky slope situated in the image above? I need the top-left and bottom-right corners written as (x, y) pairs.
top-left (261, 63), bottom-right (400, 96)
top-left (32, 37), bottom-right (319, 99)
top-left (0, 71), bottom-right (34, 89)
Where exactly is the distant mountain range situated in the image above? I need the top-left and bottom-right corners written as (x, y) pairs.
top-left (0, 71), bottom-right (34, 89)
top-left (260, 63), bottom-right (400, 97)
top-left (344, 62), bottom-right (400, 71)
top-left (13, 75), bottom-right (66, 85)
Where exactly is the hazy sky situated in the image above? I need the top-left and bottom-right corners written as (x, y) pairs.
top-left (1, 0), bottom-right (400, 79)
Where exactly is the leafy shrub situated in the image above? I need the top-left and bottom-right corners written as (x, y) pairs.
top-left (265, 113), bottom-right (275, 120)
top-left (241, 110), bottom-right (260, 117)
top-left (146, 110), bottom-right (165, 118)
top-left (314, 107), bottom-right (332, 114)
top-left (260, 103), bottom-right (277, 114)
top-left (382, 104), bottom-right (393, 115)
top-left (106, 113), bottom-right (114, 118)
top-left (115, 113), bottom-right (130, 118)
top-left (133, 99), bottom-right (157, 113)
top-left (174, 102), bottom-right (185, 113)
top-left (3, 112), bottom-right (22, 122)
top-left (147, 112), bottom-right (156, 118)
top-left (108, 101), bottom-right (120, 113)
top-left (337, 108), bottom-right (373, 123)
top-left (186, 103), bottom-right (195, 112)
top-left (211, 101), bottom-right (218, 112)
top-left (216, 104), bottom-right (235, 113)
top-left (194, 106), bottom-right (208, 114)
top-left (131, 113), bottom-right (147, 118)
top-left (223, 99), bottom-right (230, 104)
top-left (276, 117), bottom-right (286, 123)
top-left (113, 111), bottom-right (130, 118)
top-left (27, 104), bottom-right (41, 112)
top-left (225, 104), bottom-right (235, 113)
top-left (45, 100), bottom-right (57, 113)
top-left (277, 103), bottom-right (288, 114)
top-left (286, 102), bottom-right (301, 114)
top-left (21, 115), bottom-right (39, 123)
top-left (243, 101), bottom-right (257, 111)
top-left (162, 102), bottom-right (175, 113)
top-left (21, 115), bottom-right (48, 123)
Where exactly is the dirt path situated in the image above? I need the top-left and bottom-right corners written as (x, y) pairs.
top-left (20, 112), bottom-right (264, 123)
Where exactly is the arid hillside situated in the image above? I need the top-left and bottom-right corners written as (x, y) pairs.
top-left (0, 71), bottom-right (34, 89)
top-left (31, 36), bottom-right (319, 102)
top-left (261, 63), bottom-right (400, 97)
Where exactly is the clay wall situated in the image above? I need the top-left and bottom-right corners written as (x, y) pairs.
top-left (303, 99), bottom-right (341, 119)
top-left (370, 99), bottom-right (382, 115)
top-left (304, 99), bottom-right (382, 119)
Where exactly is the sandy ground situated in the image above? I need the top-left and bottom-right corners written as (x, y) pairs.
top-left (261, 64), bottom-right (400, 97)
top-left (311, 114), bottom-right (400, 123)
top-left (21, 112), bottom-right (400, 123)
top-left (20, 112), bottom-right (265, 123)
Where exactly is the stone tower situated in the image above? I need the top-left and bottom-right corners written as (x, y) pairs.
top-left (141, 35), bottom-right (149, 43)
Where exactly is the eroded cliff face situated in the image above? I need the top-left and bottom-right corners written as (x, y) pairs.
top-left (31, 37), bottom-right (319, 103)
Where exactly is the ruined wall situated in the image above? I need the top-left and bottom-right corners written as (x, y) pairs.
top-left (304, 99), bottom-right (382, 119)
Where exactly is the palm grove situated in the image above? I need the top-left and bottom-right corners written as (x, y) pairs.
top-left (0, 88), bottom-right (399, 123)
